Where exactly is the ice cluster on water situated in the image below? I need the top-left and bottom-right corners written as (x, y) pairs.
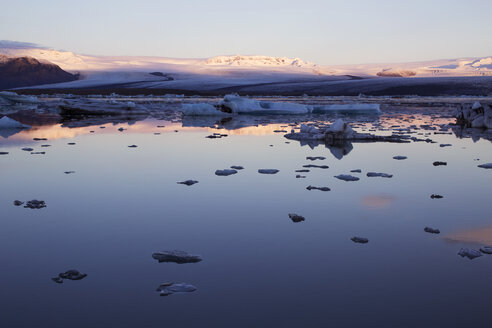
top-left (453, 102), bottom-right (492, 129)
top-left (181, 95), bottom-right (381, 116)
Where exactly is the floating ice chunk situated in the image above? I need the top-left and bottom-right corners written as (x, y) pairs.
top-left (219, 95), bottom-right (310, 115)
top-left (306, 156), bottom-right (326, 161)
top-left (329, 119), bottom-right (346, 133)
top-left (480, 246), bottom-right (492, 254)
top-left (433, 161), bottom-right (447, 166)
top-left (478, 163), bottom-right (492, 169)
top-left (181, 103), bottom-right (228, 116)
top-left (13, 200), bottom-right (24, 206)
top-left (152, 250), bottom-right (202, 263)
top-left (350, 169), bottom-right (362, 173)
top-left (303, 164), bottom-right (329, 169)
top-left (366, 172), bottom-right (393, 178)
top-left (177, 180), bottom-right (198, 186)
top-left (0, 116), bottom-right (31, 129)
top-left (439, 144), bottom-right (452, 148)
top-left (306, 186), bottom-right (330, 191)
top-left (57, 269), bottom-right (87, 281)
top-left (156, 282), bottom-right (197, 296)
top-left (430, 194), bottom-right (443, 199)
top-left (215, 169), bottom-right (238, 176)
top-left (393, 156), bottom-right (407, 160)
top-left (351, 236), bottom-right (369, 244)
top-left (288, 213), bottom-right (305, 223)
top-left (335, 174), bottom-right (360, 181)
top-left (424, 227), bottom-right (440, 234)
top-left (24, 199), bottom-right (46, 209)
top-left (230, 166), bottom-right (244, 170)
top-left (458, 248), bottom-right (483, 260)
top-left (22, 147), bottom-right (33, 151)
top-left (258, 169), bottom-right (279, 174)
top-left (0, 151), bottom-right (8, 155)
top-left (472, 102), bottom-right (482, 110)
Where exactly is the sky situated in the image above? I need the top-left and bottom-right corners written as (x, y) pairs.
top-left (1, 0), bottom-right (491, 65)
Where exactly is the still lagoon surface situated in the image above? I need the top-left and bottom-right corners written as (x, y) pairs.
top-left (1, 98), bottom-right (492, 327)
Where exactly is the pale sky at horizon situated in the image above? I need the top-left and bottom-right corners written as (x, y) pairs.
top-left (1, 0), bottom-right (491, 65)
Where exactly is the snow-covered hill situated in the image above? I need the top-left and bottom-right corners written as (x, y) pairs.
top-left (2, 42), bottom-right (490, 78)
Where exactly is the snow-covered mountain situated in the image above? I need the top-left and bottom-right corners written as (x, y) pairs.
top-left (2, 42), bottom-right (490, 78)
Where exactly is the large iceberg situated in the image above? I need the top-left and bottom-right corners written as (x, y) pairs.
top-left (180, 95), bottom-right (381, 116)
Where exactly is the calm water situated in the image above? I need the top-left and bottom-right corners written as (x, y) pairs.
top-left (1, 102), bottom-right (492, 327)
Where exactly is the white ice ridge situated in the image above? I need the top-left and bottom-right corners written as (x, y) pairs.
top-left (181, 95), bottom-right (381, 116)
top-left (0, 116), bottom-right (31, 129)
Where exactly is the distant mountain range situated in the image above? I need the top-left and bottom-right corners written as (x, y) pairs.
top-left (1, 42), bottom-right (491, 95)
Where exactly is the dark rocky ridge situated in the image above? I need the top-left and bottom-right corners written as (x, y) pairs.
top-left (0, 55), bottom-right (78, 90)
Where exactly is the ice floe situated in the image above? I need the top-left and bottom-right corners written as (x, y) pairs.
top-left (335, 174), bottom-right (360, 181)
top-left (215, 169), bottom-right (238, 176)
top-left (156, 282), bottom-right (197, 296)
top-left (52, 269), bottom-right (87, 283)
top-left (306, 186), bottom-right (330, 191)
top-left (478, 163), bottom-right (492, 169)
top-left (393, 156), bottom-right (407, 160)
top-left (258, 169), bottom-right (279, 174)
top-left (424, 227), bottom-right (440, 234)
top-left (351, 236), bottom-right (369, 244)
top-left (177, 180), bottom-right (199, 186)
top-left (0, 91), bottom-right (39, 104)
top-left (480, 246), bottom-right (492, 254)
top-left (152, 250), bottom-right (202, 264)
top-left (458, 248), bottom-right (483, 259)
top-left (288, 213), bottom-right (305, 223)
top-left (366, 172), bottom-right (393, 178)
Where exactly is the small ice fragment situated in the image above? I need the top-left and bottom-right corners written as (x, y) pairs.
top-left (350, 169), bottom-right (362, 173)
top-left (478, 163), bottom-right (492, 169)
top-left (296, 169), bottom-right (310, 173)
top-left (351, 236), bottom-right (369, 244)
top-left (230, 166), bottom-right (244, 170)
top-left (0, 152), bottom-right (8, 155)
top-left (31, 152), bottom-right (45, 155)
top-left (334, 174), bottom-right (360, 181)
top-left (440, 144), bottom-right (452, 148)
top-left (67, 143), bottom-right (76, 145)
top-left (430, 194), bottom-right (443, 199)
top-left (128, 145), bottom-right (138, 148)
top-left (433, 161), bottom-right (447, 166)
top-left (152, 250), bottom-right (202, 263)
top-left (306, 156), bottom-right (326, 161)
top-left (22, 147), bottom-right (33, 151)
top-left (156, 282), bottom-right (197, 296)
top-left (13, 200), bottom-right (24, 206)
top-left (303, 164), bottom-right (329, 169)
top-left (424, 227), bottom-right (440, 234)
top-left (458, 248), bottom-right (482, 260)
top-left (366, 172), bottom-right (393, 178)
top-left (258, 169), bottom-right (279, 174)
top-left (177, 180), bottom-right (198, 186)
top-left (296, 175), bottom-right (306, 178)
top-left (215, 169), bottom-right (238, 176)
top-left (393, 156), bottom-right (407, 160)
top-left (306, 186), bottom-right (331, 191)
top-left (58, 269), bottom-right (87, 280)
top-left (64, 171), bottom-right (75, 174)
top-left (480, 246), bottom-right (492, 254)
top-left (24, 200), bottom-right (46, 209)
top-left (288, 213), bottom-right (305, 223)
